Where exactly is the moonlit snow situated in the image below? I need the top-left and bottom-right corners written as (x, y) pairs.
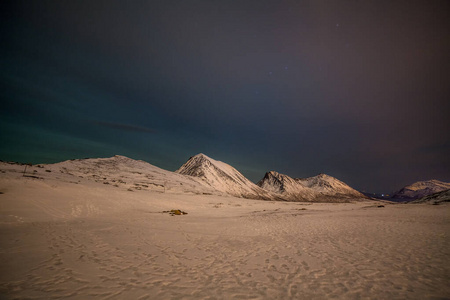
top-left (0, 156), bottom-right (449, 299)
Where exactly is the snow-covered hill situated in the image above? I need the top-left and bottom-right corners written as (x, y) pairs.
top-left (176, 154), bottom-right (278, 200)
top-left (392, 180), bottom-right (450, 200)
top-left (258, 171), bottom-right (365, 202)
top-left (17, 155), bottom-right (218, 195)
top-left (410, 189), bottom-right (450, 205)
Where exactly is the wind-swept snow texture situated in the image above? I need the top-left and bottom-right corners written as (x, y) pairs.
top-left (176, 154), bottom-right (280, 200)
top-left (258, 171), bottom-right (366, 202)
top-left (393, 180), bottom-right (450, 200)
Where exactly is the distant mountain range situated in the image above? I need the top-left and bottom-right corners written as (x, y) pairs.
top-left (175, 154), bottom-right (367, 202)
top-left (174, 153), bottom-right (366, 202)
top-left (257, 171), bottom-right (365, 202)
top-left (8, 153), bottom-right (448, 203)
top-left (392, 180), bottom-right (450, 200)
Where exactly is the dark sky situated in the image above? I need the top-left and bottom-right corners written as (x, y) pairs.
top-left (1, 1), bottom-right (449, 193)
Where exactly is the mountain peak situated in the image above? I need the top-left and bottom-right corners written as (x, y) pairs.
top-left (258, 170), bottom-right (365, 202)
top-left (316, 173), bottom-right (330, 179)
top-left (258, 171), bottom-right (295, 194)
top-left (192, 153), bottom-right (209, 159)
top-left (183, 153), bottom-right (219, 168)
top-left (266, 171), bottom-right (281, 178)
top-left (176, 154), bottom-right (275, 199)
top-left (177, 154), bottom-right (221, 177)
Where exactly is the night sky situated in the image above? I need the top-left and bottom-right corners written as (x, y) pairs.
top-left (1, 1), bottom-right (449, 194)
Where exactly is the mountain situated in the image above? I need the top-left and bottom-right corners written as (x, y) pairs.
top-left (44, 155), bottom-right (218, 195)
top-left (176, 154), bottom-right (278, 200)
top-left (392, 180), bottom-right (450, 200)
top-left (410, 189), bottom-right (450, 205)
top-left (3, 154), bottom-right (370, 202)
top-left (257, 171), bottom-right (366, 202)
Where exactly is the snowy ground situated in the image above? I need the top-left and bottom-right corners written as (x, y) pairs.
top-left (0, 163), bottom-right (449, 299)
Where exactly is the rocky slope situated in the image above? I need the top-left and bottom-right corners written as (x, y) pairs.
top-left (410, 189), bottom-right (450, 205)
top-left (392, 180), bottom-right (450, 200)
top-left (258, 171), bottom-right (366, 202)
top-left (176, 154), bottom-right (279, 200)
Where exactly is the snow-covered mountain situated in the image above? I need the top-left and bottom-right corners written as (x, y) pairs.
top-left (3, 154), bottom-right (369, 202)
top-left (257, 171), bottom-right (365, 202)
top-left (410, 189), bottom-right (450, 205)
top-left (176, 154), bottom-right (279, 200)
top-left (392, 180), bottom-right (450, 200)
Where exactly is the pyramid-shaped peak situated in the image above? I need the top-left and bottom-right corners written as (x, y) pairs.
top-left (176, 154), bottom-right (275, 199)
top-left (182, 153), bottom-right (218, 168)
top-left (190, 153), bottom-right (213, 161)
top-left (177, 153), bottom-right (236, 176)
top-left (188, 153), bottom-right (215, 162)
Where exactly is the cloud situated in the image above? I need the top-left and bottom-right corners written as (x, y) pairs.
top-left (94, 121), bottom-right (156, 134)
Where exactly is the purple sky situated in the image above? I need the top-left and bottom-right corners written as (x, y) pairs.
top-left (1, 1), bottom-right (449, 193)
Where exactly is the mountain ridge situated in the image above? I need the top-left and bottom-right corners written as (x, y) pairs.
top-left (257, 170), bottom-right (366, 202)
top-left (392, 180), bottom-right (450, 200)
top-left (3, 153), bottom-right (383, 202)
